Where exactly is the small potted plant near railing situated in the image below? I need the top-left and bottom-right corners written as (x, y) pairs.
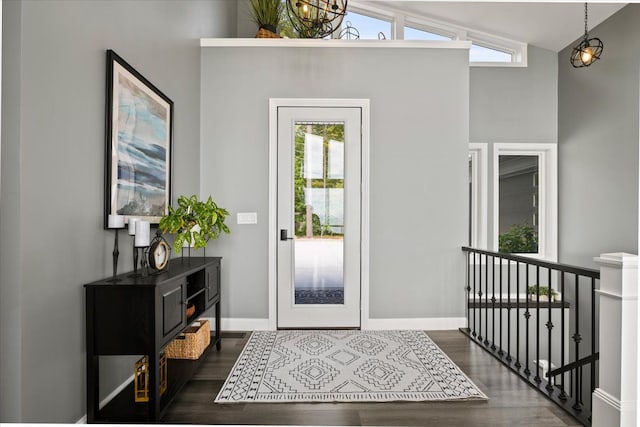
top-left (528, 285), bottom-right (558, 302)
top-left (159, 194), bottom-right (230, 254)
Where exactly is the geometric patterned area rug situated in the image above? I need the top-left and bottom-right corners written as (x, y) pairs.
top-left (215, 330), bottom-right (488, 403)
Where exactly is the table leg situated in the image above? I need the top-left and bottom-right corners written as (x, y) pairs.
top-left (216, 300), bottom-right (221, 351)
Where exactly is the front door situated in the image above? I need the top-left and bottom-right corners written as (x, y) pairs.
top-left (277, 106), bottom-right (362, 328)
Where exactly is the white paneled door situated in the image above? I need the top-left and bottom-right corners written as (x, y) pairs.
top-left (277, 106), bottom-right (362, 328)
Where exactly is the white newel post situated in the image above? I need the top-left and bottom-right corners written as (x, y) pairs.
top-left (592, 253), bottom-right (638, 427)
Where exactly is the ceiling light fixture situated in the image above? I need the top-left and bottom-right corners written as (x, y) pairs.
top-left (570, 3), bottom-right (603, 68)
top-left (286, 0), bottom-right (347, 39)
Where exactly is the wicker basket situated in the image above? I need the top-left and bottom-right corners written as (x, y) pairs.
top-left (164, 319), bottom-right (210, 360)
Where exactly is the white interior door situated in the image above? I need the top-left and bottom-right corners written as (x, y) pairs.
top-left (277, 106), bottom-right (361, 328)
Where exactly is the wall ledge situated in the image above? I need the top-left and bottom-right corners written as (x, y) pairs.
top-left (200, 38), bottom-right (471, 49)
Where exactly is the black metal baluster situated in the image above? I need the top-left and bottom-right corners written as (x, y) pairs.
top-left (507, 260), bottom-right (512, 362)
top-left (524, 265), bottom-right (531, 377)
top-left (485, 255), bottom-right (490, 347)
top-left (570, 369), bottom-right (574, 402)
top-left (472, 252), bottom-right (477, 338)
top-left (498, 257), bottom-right (504, 357)
top-left (559, 272), bottom-right (567, 401)
top-left (514, 261), bottom-right (520, 368)
top-left (491, 256), bottom-right (496, 351)
top-left (478, 254), bottom-right (483, 343)
top-left (466, 251), bottom-right (471, 333)
top-left (534, 266), bottom-right (541, 384)
top-left (580, 366), bottom-right (584, 406)
top-left (546, 268), bottom-right (554, 393)
top-left (579, 365), bottom-right (584, 406)
top-left (572, 274), bottom-right (582, 411)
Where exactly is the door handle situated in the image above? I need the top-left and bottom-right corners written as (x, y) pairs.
top-left (280, 229), bottom-right (294, 241)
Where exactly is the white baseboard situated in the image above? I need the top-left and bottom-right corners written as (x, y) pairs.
top-left (365, 317), bottom-right (466, 331)
top-left (592, 388), bottom-right (621, 427)
top-left (76, 374), bottom-right (135, 423)
top-left (100, 374), bottom-right (135, 410)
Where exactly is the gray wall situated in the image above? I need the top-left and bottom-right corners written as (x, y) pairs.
top-left (236, 0), bottom-right (257, 38)
top-left (0, 0), bottom-right (24, 420)
top-left (470, 46), bottom-right (559, 144)
top-left (0, 0), bottom-right (235, 422)
top-left (558, 4), bottom-right (639, 268)
top-left (469, 45), bottom-right (559, 251)
top-left (200, 46), bottom-right (470, 320)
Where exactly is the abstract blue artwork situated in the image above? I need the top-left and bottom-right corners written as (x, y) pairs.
top-left (105, 50), bottom-right (173, 228)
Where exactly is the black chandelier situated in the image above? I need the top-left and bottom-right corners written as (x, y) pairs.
top-left (570, 3), bottom-right (603, 68)
top-left (286, 0), bottom-right (348, 39)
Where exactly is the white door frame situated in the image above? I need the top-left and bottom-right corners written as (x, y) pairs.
top-left (268, 98), bottom-right (370, 330)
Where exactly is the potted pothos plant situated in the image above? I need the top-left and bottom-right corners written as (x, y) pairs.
top-left (249, 0), bottom-right (284, 37)
top-left (528, 285), bottom-right (558, 302)
top-left (159, 195), bottom-right (230, 253)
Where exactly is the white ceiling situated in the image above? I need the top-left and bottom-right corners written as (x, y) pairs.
top-left (372, 2), bottom-right (627, 51)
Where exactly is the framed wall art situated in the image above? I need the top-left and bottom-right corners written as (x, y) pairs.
top-left (104, 49), bottom-right (173, 229)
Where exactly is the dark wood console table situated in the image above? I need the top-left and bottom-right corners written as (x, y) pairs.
top-left (84, 257), bottom-right (221, 423)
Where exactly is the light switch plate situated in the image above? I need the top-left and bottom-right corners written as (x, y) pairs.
top-left (237, 212), bottom-right (258, 224)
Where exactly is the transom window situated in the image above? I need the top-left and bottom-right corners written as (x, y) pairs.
top-left (404, 25), bottom-right (451, 41)
top-left (343, 10), bottom-right (392, 40)
top-left (470, 43), bottom-right (513, 63)
top-left (344, 3), bottom-right (527, 66)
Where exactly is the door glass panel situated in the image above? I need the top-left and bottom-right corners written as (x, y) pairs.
top-left (294, 122), bottom-right (345, 304)
top-left (498, 155), bottom-right (539, 253)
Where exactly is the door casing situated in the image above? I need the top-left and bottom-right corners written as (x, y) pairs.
top-left (268, 98), bottom-right (370, 330)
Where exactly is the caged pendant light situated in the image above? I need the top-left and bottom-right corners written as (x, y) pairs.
top-left (570, 3), bottom-right (603, 68)
top-left (286, 0), bottom-right (348, 39)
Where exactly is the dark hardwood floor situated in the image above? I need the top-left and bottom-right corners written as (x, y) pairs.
top-left (161, 330), bottom-right (580, 426)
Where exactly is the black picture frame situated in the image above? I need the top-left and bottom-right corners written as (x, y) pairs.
top-left (104, 49), bottom-right (173, 229)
